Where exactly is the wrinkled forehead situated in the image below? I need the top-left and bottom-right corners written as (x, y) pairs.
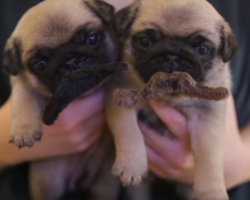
top-left (132, 0), bottom-right (223, 45)
top-left (12, 0), bottom-right (102, 59)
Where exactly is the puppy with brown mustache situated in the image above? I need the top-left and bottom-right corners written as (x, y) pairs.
top-left (114, 0), bottom-right (237, 200)
top-left (2, 0), bottom-right (149, 199)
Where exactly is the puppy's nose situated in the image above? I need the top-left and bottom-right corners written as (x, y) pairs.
top-left (165, 55), bottom-right (179, 63)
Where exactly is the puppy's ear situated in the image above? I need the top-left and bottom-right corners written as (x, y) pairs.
top-left (85, 0), bottom-right (115, 24)
top-left (115, 3), bottom-right (139, 38)
top-left (2, 38), bottom-right (23, 76)
top-left (219, 22), bottom-right (237, 63)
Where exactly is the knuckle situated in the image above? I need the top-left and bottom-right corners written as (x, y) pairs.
top-left (69, 133), bottom-right (83, 145)
top-left (172, 157), bottom-right (193, 170)
top-left (56, 119), bottom-right (76, 132)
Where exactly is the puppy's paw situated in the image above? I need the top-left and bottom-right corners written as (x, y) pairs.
top-left (112, 156), bottom-right (148, 186)
top-left (9, 126), bottom-right (42, 148)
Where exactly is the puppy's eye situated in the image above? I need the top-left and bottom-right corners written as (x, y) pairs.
top-left (138, 37), bottom-right (152, 48)
top-left (196, 45), bottom-right (210, 56)
top-left (86, 34), bottom-right (99, 46)
top-left (33, 60), bottom-right (47, 73)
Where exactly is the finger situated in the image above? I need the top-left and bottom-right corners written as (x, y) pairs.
top-left (140, 122), bottom-right (191, 169)
top-left (36, 114), bottom-right (104, 158)
top-left (18, 112), bottom-right (104, 162)
top-left (48, 89), bottom-right (105, 131)
top-left (61, 89), bottom-right (104, 122)
top-left (146, 146), bottom-right (175, 178)
top-left (48, 111), bottom-right (105, 139)
top-left (141, 121), bottom-right (184, 155)
top-left (69, 112), bottom-right (105, 145)
top-left (59, 123), bottom-right (104, 154)
top-left (150, 100), bottom-right (188, 141)
top-left (147, 146), bottom-right (194, 184)
top-left (77, 122), bottom-right (104, 151)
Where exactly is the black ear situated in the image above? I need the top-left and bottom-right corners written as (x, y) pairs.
top-left (115, 4), bottom-right (139, 38)
top-left (85, 0), bottom-right (115, 24)
top-left (2, 38), bottom-right (23, 76)
top-left (219, 23), bottom-right (238, 63)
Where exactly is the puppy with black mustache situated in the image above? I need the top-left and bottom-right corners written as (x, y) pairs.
top-left (2, 0), bottom-right (149, 199)
top-left (114, 0), bottom-right (237, 200)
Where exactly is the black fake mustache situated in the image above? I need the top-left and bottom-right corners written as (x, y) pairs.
top-left (43, 62), bottom-right (127, 125)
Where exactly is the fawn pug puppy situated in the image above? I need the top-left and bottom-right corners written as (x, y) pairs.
top-left (2, 0), bottom-right (149, 199)
top-left (3, 0), bottom-right (119, 147)
top-left (114, 0), bottom-right (237, 199)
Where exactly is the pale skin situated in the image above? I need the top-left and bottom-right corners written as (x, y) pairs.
top-left (0, 89), bottom-right (250, 190)
top-left (0, 90), bottom-right (105, 170)
top-left (139, 95), bottom-right (250, 190)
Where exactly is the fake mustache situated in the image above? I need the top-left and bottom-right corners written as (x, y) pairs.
top-left (43, 62), bottom-right (127, 125)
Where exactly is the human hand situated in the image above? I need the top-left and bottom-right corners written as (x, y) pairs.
top-left (139, 96), bottom-right (250, 189)
top-left (0, 90), bottom-right (105, 168)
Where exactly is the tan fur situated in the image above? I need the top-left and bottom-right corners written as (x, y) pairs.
top-left (125, 0), bottom-right (231, 87)
top-left (9, 75), bottom-right (46, 146)
top-left (115, 0), bottom-right (236, 200)
top-left (11, 0), bottom-right (102, 60)
top-left (106, 92), bottom-right (148, 185)
top-left (4, 0), bottom-right (150, 199)
top-left (105, 72), bottom-right (148, 185)
top-left (132, 0), bottom-right (222, 42)
top-left (7, 0), bottom-right (107, 148)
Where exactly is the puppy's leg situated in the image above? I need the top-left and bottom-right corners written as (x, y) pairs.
top-left (187, 105), bottom-right (228, 200)
top-left (106, 99), bottom-right (148, 186)
top-left (10, 80), bottom-right (46, 148)
top-left (81, 133), bottom-right (121, 200)
top-left (175, 183), bottom-right (193, 200)
top-left (125, 181), bottom-right (151, 200)
top-left (87, 160), bottom-right (120, 200)
top-left (29, 157), bottom-right (73, 200)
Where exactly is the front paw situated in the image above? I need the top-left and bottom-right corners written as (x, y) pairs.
top-left (112, 155), bottom-right (148, 186)
top-left (9, 126), bottom-right (43, 148)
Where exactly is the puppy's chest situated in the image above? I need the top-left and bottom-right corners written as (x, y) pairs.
top-left (158, 95), bottom-right (211, 112)
top-left (138, 95), bottom-right (213, 136)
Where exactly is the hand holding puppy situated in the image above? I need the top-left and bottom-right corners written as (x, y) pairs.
top-left (140, 96), bottom-right (250, 190)
top-left (0, 90), bottom-right (104, 168)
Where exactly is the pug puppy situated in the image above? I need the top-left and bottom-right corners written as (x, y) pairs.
top-left (3, 0), bottom-right (120, 147)
top-left (2, 0), bottom-right (150, 199)
top-left (114, 0), bottom-right (237, 200)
